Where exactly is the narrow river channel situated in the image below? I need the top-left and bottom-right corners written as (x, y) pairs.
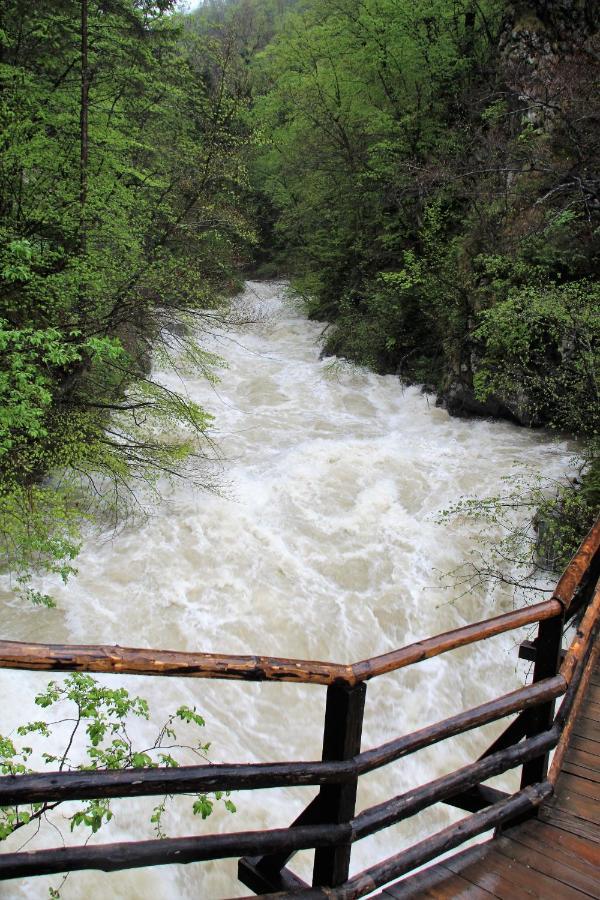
top-left (1, 281), bottom-right (573, 898)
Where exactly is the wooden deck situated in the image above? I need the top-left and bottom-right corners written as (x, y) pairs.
top-left (375, 654), bottom-right (600, 899)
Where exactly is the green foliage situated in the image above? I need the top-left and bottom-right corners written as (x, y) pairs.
top-left (243, 0), bottom-right (599, 564)
top-left (0, 674), bottom-right (235, 848)
top-left (247, 0), bottom-right (598, 454)
top-left (0, 480), bottom-right (82, 605)
top-left (0, 0), bottom-right (257, 595)
top-left (250, 0), bottom-right (500, 363)
top-left (473, 280), bottom-right (599, 434)
top-left (437, 443), bottom-right (600, 602)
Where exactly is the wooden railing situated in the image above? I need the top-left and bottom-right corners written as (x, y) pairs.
top-left (0, 518), bottom-right (599, 897)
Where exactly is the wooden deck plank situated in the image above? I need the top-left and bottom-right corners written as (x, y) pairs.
top-left (549, 790), bottom-right (600, 826)
top-left (539, 800), bottom-right (600, 841)
top-left (423, 877), bottom-right (496, 899)
top-left (378, 864), bottom-right (462, 899)
top-left (371, 658), bottom-right (600, 899)
top-left (373, 848), bottom-right (497, 899)
top-left (583, 684), bottom-right (600, 706)
top-left (573, 717), bottom-right (600, 742)
top-left (579, 704), bottom-right (600, 722)
top-left (444, 848), bottom-right (538, 899)
top-left (504, 823), bottom-right (600, 882)
top-left (578, 698), bottom-right (600, 718)
top-left (378, 843), bottom-right (523, 900)
top-left (557, 771), bottom-right (600, 802)
top-left (583, 701), bottom-right (600, 719)
top-left (563, 759), bottom-right (600, 783)
top-left (517, 819), bottom-right (600, 868)
top-left (493, 834), bottom-right (600, 897)
top-left (569, 734), bottom-right (600, 757)
top-left (564, 746), bottom-right (600, 772)
top-left (467, 847), bottom-right (588, 898)
top-left (381, 864), bottom-right (494, 900)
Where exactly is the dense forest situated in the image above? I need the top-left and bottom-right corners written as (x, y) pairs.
top-left (1, 0), bottom-right (598, 593)
top-left (241, 0), bottom-right (600, 562)
top-left (0, 0), bottom-right (257, 603)
top-left (0, 0), bottom-right (599, 880)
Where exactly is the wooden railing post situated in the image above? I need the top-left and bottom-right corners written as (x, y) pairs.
top-left (312, 681), bottom-right (366, 887)
top-left (519, 610), bottom-right (564, 788)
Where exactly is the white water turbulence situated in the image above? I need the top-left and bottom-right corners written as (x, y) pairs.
top-left (1, 281), bottom-right (574, 899)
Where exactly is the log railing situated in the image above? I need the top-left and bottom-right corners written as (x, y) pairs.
top-left (0, 518), bottom-right (599, 897)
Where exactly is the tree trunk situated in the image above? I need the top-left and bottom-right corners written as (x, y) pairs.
top-left (80, 0), bottom-right (89, 254)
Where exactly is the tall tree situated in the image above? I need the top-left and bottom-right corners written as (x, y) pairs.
top-left (0, 0), bottom-right (255, 600)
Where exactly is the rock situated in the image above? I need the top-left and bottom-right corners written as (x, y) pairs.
top-left (438, 380), bottom-right (519, 421)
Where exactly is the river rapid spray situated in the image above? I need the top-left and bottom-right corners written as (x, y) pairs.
top-left (0, 281), bottom-right (573, 898)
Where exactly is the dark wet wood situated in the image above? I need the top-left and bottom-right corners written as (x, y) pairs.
top-left (374, 655), bottom-right (600, 900)
top-left (357, 676), bottom-right (565, 774)
top-left (0, 758), bottom-right (355, 806)
top-left (313, 682), bottom-right (366, 887)
top-left (0, 821), bottom-right (351, 880)
top-left (519, 608), bottom-right (564, 787)
top-left (517, 818), bottom-right (600, 868)
top-left (380, 853), bottom-right (495, 898)
top-left (0, 677), bottom-right (565, 810)
top-left (351, 732), bottom-right (557, 841)
top-left (443, 785), bottom-right (508, 814)
top-left (236, 858), bottom-right (309, 895)
top-left (240, 794), bottom-right (325, 887)
top-left (442, 844), bottom-right (536, 899)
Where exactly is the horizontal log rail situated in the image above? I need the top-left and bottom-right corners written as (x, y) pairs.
top-left (351, 728), bottom-right (558, 841)
top-left (351, 600), bottom-right (562, 681)
top-left (0, 676), bottom-right (565, 806)
top-left (333, 782), bottom-right (555, 900)
top-left (0, 641), bottom-right (353, 687)
top-left (0, 821), bottom-right (351, 881)
top-left (0, 517), bottom-right (598, 895)
top-left (0, 731), bottom-right (559, 882)
top-left (0, 598), bottom-right (564, 687)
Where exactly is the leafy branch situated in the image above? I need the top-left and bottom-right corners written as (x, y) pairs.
top-left (1, 673), bottom-right (236, 894)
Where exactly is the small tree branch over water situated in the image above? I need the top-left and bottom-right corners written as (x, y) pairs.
top-left (437, 446), bottom-right (599, 607)
top-left (0, 0), bottom-right (259, 604)
top-left (0, 674), bottom-right (235, 895)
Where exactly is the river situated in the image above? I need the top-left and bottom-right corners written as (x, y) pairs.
top-left (1, 281), bottom-right (573, 898)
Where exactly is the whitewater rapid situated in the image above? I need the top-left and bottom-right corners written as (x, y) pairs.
top-left (1, 282), bottom-right (573, 898)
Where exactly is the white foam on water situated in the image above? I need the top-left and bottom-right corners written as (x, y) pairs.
top-left (0, 281), bottom-right (573, 898)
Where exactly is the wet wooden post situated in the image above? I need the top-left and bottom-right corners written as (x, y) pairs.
top-left (520, 611), bottom-right (564, 788)
top-left (312, 680), bottom-right (366, 887)
top-left (238, 680), bottom-right (366, 893)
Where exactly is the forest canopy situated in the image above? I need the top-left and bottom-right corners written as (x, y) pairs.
top-left (1, 0), bottom-right (598, 597)
top-left (244, 0), bottom-right (599, 552)
top-left (0, 0), bottom-right (256, 601)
